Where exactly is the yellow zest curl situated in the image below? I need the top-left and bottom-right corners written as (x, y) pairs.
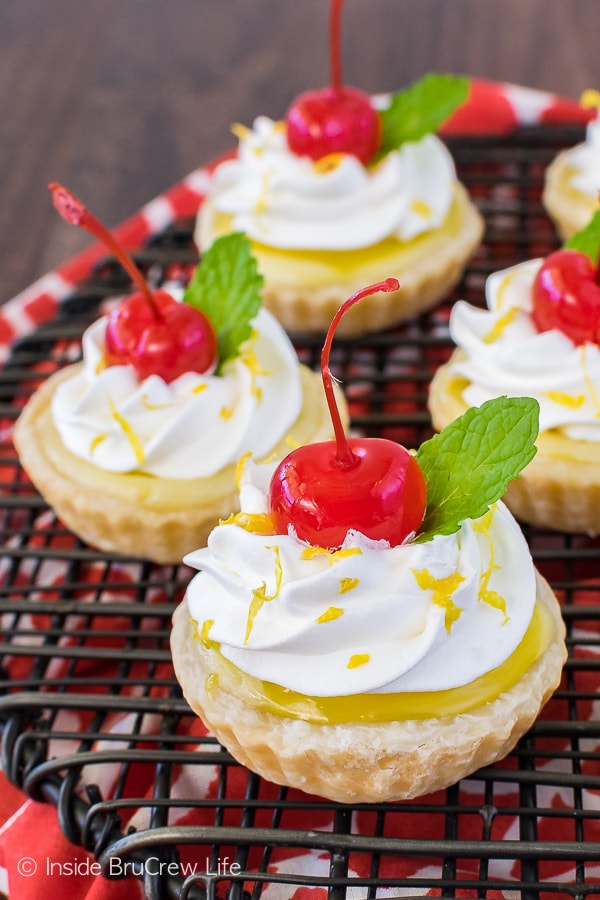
top-left (412, 568), bottom-right (464, 633)
top-left (244, 546), bottom-right (283, 644)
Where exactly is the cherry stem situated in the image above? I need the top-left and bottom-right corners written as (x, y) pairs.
top-left (321, 277), bottom-right (400, 470)
top-left (330, 0), bottom-right (344, 93)
top-left (49, 182), bottom-right (161, 318)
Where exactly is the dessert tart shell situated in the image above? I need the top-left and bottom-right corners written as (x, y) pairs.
top-left (429, 354), bottom-right (600, 536)
top-left (542, 150), bottom-right (599, 240)
top-left (170, 572), bottom-right (565, 804)
top-left (196, 183), bottom-right (484, 337)
top-left (13, 363), bottom-right (343, 564)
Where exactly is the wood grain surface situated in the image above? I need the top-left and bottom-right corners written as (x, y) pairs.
top-left (1, 0), bottom-right (599, 307)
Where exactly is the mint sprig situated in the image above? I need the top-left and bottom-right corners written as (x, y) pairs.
top-left (564, 208), bottom-right (600, 265)
top-left (377, 73), bottom-right (469, 160)
top-left (415, 396), bottom-right (539, 543)
top-left (183, 232), bottom-right (264, 371)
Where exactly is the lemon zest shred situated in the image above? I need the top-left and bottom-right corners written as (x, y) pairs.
top-left (220, 511), bottom-right (275, 535)
top-left (580, 89), bottom-right (600, 111)
top-left (108, 397), bottom-right (145, 464)
top-left (347, 653), bottom-right (370, 669)
top-left (316, 606), bottom-right (344, 624)
top-left (495, 269), bottom-right (523, 312)
top-left (90, 433), bottom-right (107, 455)
top-left (544, 391), bottom-right (586, 409)
top-left (339, 577), bottom-right (359, 594)
top-left (235, 451), bottom-right (252, 492)
top-left (472, 508), bottom-right (508, 621)
top-left (231, 122), bottom-right (252, 142)
top-left (482, 307), bottom-right (519, 343)
top-left (244, 546), bottom-right (282, 644)
top-left (313, 153), bottom-right (345, 174)
top-left (411, 568), bottom-right (465, 633)
top-left (410, 198), bottom-right (433, 219)
top-left (300, 546), bottom-right (363, 565)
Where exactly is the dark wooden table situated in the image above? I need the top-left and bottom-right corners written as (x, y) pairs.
top-left (1, 0), bottom-right (599, 307)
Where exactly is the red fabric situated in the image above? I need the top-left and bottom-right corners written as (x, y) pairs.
top-left (1, 79), bottom-right (599, 897)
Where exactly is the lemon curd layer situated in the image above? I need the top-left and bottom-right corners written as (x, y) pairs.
top-left (442, 370), bottom-right (600, 466)
top-left (209, 185), bottom-right (467, 288)
top-left (193, 601), bottom-right (551, 725)
top-left (35, 365), bottom-right (329, 511)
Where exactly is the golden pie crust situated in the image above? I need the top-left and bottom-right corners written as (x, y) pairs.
top-left (196, 183), bottom-right (484, 337)
top-left (170, 572), bottom-right (565, 803)
top-left (543, 151), bottom-right (600, 240)
top-left (429, 354), bottom-right (600, 535)
top-left (13, 363), bottom-right (343, 564)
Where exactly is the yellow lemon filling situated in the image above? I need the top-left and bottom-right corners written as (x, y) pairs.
top-left (444, 372), bottom-right (600, 466)
top-left (35, 366), bottom-right (329, 511)
top-left (208, 186), bottom-right (466, 288)
top-left (192, 601), bottom-right (551, 724)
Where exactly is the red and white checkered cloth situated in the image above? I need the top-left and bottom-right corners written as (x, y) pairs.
top-left (0, 81), bottom-right (598, 899)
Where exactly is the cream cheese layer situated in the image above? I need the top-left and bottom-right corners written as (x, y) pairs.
top-left (51, 307), bottom-right (302, 478)
top-left (447, 259), bottom-right (600, 442)
top-left (199, 116), bottom-right (456, 251)
top-left (183, 461), bottom-right (536, 698)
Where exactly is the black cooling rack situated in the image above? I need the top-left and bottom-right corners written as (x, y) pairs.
top-left (2, 125), bottom-right (600, 900)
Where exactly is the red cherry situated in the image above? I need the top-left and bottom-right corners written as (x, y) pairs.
top-left (532, 249), bottom-right (600, 345)
top-left (49, 183), bottom-right (218, 383)
top-left (104, 289), bottom-right (218, 383)
top-left (284, 0), bottom-right (380, 164)
top-left (286, 87), bottom-right (381, 164)
top-left (268, 279), bottom-right (427, 550)
top-left (270, 438), bottom-right (426, 549)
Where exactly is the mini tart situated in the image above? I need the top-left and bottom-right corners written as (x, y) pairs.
top-left (429, 354), bottom-right (600, 535)
top-left (13, 364), bottom-right (342, 564)
top-left (196, 183), bottom-right (484, 338)
top-left (171, 572), bottom-right (565, 803)
top-left (543, 152), bottom-right (599, 240)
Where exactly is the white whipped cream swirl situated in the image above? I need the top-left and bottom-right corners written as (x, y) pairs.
top-left (447, 259), bottom-right (600, 442)
top-left (563, 113), bottom-right (600, 197)
top-left (51, 307), bottom-right (302, 478)
top-left (184, 461), bottom-right (536, 697)
top-left (200, 116), bottom-right (456, 250)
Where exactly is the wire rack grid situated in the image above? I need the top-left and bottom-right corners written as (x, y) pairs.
top-left (1, 124), bottom-right (600, 900)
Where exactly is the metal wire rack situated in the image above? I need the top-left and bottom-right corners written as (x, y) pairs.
top-left (1, 124), bottom-right (600, 900)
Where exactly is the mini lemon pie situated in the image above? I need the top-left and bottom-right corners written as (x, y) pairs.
top-left (429, 212), bottom-right (600, 535)
top-left (171, 283), bottom-right (565, 803)
top-left (543, 90), bottom-right (600, 239)
top-left (196, 9), bottom-right (483, 338)
top-left (13, 185), bottom-right (344, 564)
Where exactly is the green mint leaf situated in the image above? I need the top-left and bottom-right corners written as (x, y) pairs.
top-left (183, 232), bottom-right (263, 371)
top-left (377, 73), bottom-right (470, 158)
top-left (415, 396), bottom-right (539, 543)
top-left (564, 208), bottom-right (600, 265)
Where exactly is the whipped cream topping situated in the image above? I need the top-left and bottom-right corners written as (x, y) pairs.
top-left (563, 113), bottom-right (600, 197)
top-left (447, 259), bottom-right (600, 442)
top-left (184, 460), bottom-right (536, 697)
top-left (51, 306), bottom-right (302, 478)
top-left (200, 116), bottom-right (457, 250)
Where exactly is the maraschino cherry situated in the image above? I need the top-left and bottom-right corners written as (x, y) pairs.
top-left (285, 0), bottom-right (380, 164)
top-left (532, 248), bottom-right (600, 345)
top-left (49, 183), bottom-right (218, 383)
top-left (269, 279), bottom-right (427, 550)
